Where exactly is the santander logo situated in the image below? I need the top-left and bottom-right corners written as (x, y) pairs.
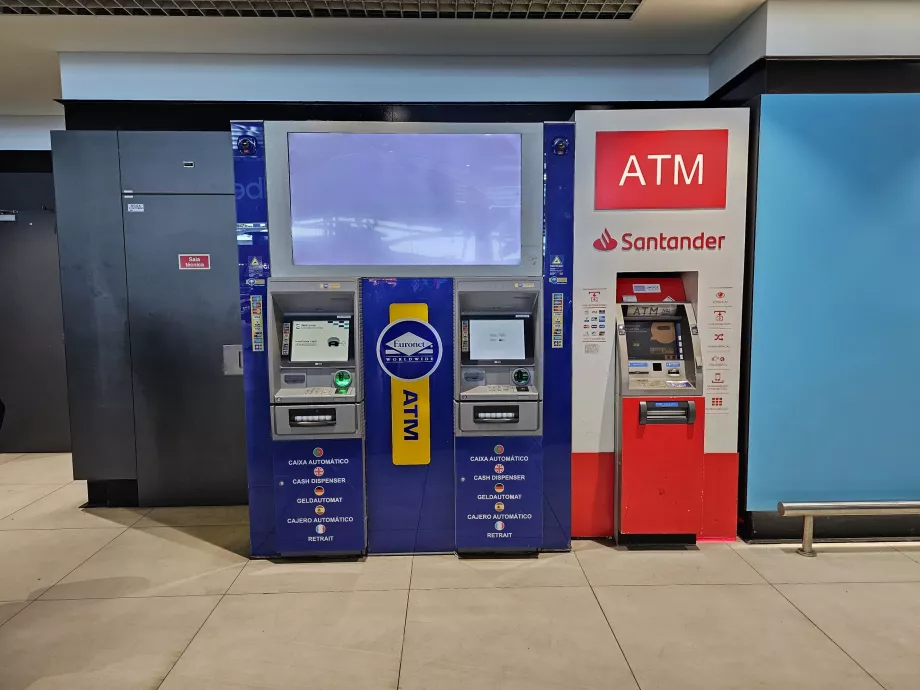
top-left (593, 228), bottom-right (726, 252)
top-left (593, 228), bottom-right (617, 251)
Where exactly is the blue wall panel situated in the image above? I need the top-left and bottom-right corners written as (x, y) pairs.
top-left (362, 278), bottom-right (456, 553)
top-left (748, 94), bottom-right (920, 510)
top-left (232, 122), bottom-right (276, 556)
top-left (542, 123), bottom-right (574, 549)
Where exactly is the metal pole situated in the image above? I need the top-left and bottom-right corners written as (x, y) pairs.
top-left (797, 515), bottom-right (816, 557)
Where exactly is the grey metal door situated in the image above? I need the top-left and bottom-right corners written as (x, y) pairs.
top-left (123, 194), bottom-right (246, 505)
top-left (118, 132), bottom-right (234, 195)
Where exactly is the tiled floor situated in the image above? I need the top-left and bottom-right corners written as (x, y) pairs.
top-left (1, 453), bottom-right (920, 689)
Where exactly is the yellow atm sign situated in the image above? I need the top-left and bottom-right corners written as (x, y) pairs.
top-left (376, 304), bottom-right (443, 466)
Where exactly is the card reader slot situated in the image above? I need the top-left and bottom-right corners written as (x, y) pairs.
top-left (288, 408), bottom-right (337, 427)
top-left (639, 401), bottom-right (696, 425)
top-left (473, 405), bottom-right (519, 424)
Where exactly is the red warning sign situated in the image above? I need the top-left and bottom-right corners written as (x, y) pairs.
top-left (178, 254), bottom-right (211, 270)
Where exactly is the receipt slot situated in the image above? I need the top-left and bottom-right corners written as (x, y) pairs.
top-left (454, 279), bottom-right (544, 552)
top-left (267, 279), bottom-right (366, 556)
top-left (614, 276), bottom-right (704, 540)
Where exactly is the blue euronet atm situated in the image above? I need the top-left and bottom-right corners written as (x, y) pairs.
top-left (232, 120), bottom-right (574, 557)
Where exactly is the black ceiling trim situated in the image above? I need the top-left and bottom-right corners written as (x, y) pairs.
top-left (710, 57), bottom-right (920, 103)
top-left (0, 150), bottom-right (53, 174)
top-left (60, 99), bottom-right (711, 131)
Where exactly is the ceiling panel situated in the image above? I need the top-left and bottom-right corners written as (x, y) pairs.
top-left (0, 0), bottom-right (643, 18)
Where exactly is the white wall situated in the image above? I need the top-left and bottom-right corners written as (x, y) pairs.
top-left (766, 0), bottom-right (920, 57)
top-left (708, 0), bottom-right (920, 95)
top-left (0, 116), bottom-right (65, 150)
top-left (60, 53), bottom-right (711, 103)
top-left (709, 3), bottom-right (768, 95)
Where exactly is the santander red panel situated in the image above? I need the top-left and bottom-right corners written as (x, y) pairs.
top-left (619, 397), bottom-right (705, 535)
top-left (700, 452), bottom-right (739, 540)
top-left (595, 129), bottom-right (728, 210)
top-left (572, 452), bottom-right (615, 538)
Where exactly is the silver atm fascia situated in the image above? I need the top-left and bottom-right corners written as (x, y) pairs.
top-left (267, 278), bottom-right (363, 439)
top-left (454, 278), bottom-right (542, 436)
top-left (614, 302), bottom-right (703, 398)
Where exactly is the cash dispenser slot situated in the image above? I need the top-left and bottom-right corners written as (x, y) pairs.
top-left (288, 407), bottom-right (337, 427)
top-left (473, 404), bottom-right (520, 424)
top-left (639, 401), bottom-right (696, 425)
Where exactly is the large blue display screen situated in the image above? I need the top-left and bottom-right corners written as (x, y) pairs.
top-left (287, 132), bottom-right (522, 266)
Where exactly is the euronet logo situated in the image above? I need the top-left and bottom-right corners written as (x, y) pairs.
top-left (385, 333), bottom-right (434, 358)
top-left (593, 229), bottom-right (726, 252)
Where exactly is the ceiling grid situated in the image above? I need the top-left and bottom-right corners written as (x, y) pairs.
top-left (0, 0), bottom-right (642, 18)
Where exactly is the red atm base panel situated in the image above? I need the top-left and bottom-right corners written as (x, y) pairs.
top-left (700, 452), bottom-right (739, 540)
top-left (570, 434), bottom-right (738, 539)
top-left (620, 397), bottom-right (704, 536)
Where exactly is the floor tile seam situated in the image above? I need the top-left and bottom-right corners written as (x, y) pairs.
top-left (154, 592), bottom-right (226, 689)
top-left (409, 583), bottom-right (594, 591)
top-left (130, 524), bottom-right (250, 531)
top-left (889, 547), bottom-right (920, 562)
top-left (767, 578), bottom-right (920, 586)
top-left (225, 584), bottom-right (412, 596)
top-left (118, 509), bottom-right (155, 530)
top-left (587, 582), bottom-right (642, 690)
top-left (587, 581), bottom-right (779, 589)
top-left (155, 548), bottom-right (251, 688)
top-left (131, 523), bottom-right (249, 530)
top-left (559, 548), bottom-right (593, 587)
top-left (0, 600), bottom-right (38, 634)
top-left (223, 583), bottom-right (590, 597)
top-left (726, 542), bottom-right (793, 582)
top-left (722, 539), bottom-right (772, 583)
top-left (766, 580), bottom-right (887, 690)
top-left (33, 525), bottom-right (132, 602)
top-left (30, 592), bottom-right (237, 602)
top-left (572, 545), bottom-right (594, 581)
top-left (2, 524), bottom-right (128, 629)
top-left (395, 556), bottom-right (414, 689)
top-left (0, 453), bottom-right (26, 463)
top-left (0, 525), bottom-right (143, 532)
top-left (586, 577), bottom-right (920, 586)
top-left (0, 482), bottom-right (76, 523)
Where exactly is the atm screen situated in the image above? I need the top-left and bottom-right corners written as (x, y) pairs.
top-left (289, 319), bottom-right (352, 363)
top-left (468, 318), bottom-right (527, 362)
top-left (287, 132), bottom-right (522, 267)
top-left (624, 321), bottom-right (683, 360)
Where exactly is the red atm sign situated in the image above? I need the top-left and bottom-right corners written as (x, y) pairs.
top-left (178, 254), bottom-right (211, 270)
top-left (594, 129), bottom-right (728, 210)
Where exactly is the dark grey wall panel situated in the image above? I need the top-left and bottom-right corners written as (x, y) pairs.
top-left (0, 172), bottom-right (55, 210)
top-left (123, 193), bottom-right (246, 505)
top-left (0, 209), bottom-right (71, 452)
top-left (52, 130), bottom-right (137, 480)
top-left (118, 132), bottom-right (234, 195)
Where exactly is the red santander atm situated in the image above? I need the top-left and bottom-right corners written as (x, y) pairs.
top-left (614, 276), bottom-right (704, 540)
top-left (571, 108), bottom-right (748, 543)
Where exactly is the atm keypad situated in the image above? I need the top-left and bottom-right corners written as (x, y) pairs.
top-left (304, 386), bottom-right (334, 396)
